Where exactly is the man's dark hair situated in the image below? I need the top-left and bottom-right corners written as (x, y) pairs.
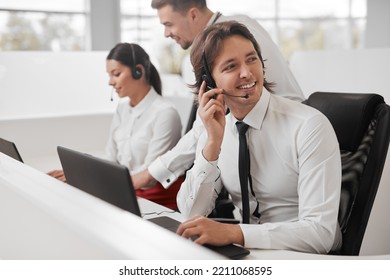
top-left (151, 0), bottom-right (207, 14)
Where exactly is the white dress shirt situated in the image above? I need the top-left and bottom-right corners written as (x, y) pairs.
top-left (149, 12), bottom-right (305, 187)
top-left (105, 88), bottom-right (182, 175)
top-left (177, 89), bottom-right (342, 254)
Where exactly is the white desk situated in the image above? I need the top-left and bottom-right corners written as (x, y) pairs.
top-left (0, 153), bottom-right (222, 260)
top-left (138, 192), bottom-right (390, 260)
top-left (139, 197), bottom-right (183, 222)
top-left (1, 152), bottom-right (389, 260)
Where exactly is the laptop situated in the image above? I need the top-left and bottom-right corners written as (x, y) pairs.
top-left (0, 138), bottom-right (24, 163)
top-left (57, 146), bottom-right (250, 259)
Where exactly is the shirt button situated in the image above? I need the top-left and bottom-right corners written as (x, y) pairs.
top-left (166, 179), bottom-right (170, 183)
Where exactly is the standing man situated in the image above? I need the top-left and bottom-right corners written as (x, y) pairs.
top-left (131, 0), bottom-right (304, 191)
top-left (152, 0), bottom-right (303, 100)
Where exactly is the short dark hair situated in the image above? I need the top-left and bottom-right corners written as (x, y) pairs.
top-left (190, 21), bottom-right (275, 93)
top-left (151, 0), bottom-right (207, 14)
top-left (107, 43), bottom-right (162, 95)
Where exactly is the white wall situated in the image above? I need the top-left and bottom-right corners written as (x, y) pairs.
top-left (0, 51), bottom-right (193, 119)
top-left (289, 48), bottom-right (390, 102)
top-left (366, 0), bottom-right (390, 48)
top-left (0, 51), bottom-right (114, 170)
top-left (0, 52), bottom-right (193, 172)
top-left (290, 48), bottom-right (390, 255)
top-left (0, 113), bottom-right (112, 171)
top-left (0, 51), bottom-right (115, 118)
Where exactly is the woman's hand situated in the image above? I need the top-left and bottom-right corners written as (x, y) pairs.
top-left (198, 81), bottom-right (226, 161)
top-left (176, 216), bottom-right (244, 246)
top-left (47, 169), bottom-right (67, 183)
top-left (131, 169), bottom-right (156, 190)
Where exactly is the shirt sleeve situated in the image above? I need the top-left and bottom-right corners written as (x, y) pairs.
top-left (148, 113), bottom-right (205, 188)
top-left (176, 140), bottom-right (223, 218)
top-left (240, 114), bottom-right (342, 254)
top-left (135, 106), bottom-right (182, 174)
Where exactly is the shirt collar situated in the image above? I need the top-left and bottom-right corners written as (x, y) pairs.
top-left (206, 11), bottom-right (222, 27)
top-left (229, 88), bottom-right (271, 131)
top-left (129, 87), bottom-right (158, 117)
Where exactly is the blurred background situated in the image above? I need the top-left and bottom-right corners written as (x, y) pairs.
top-left (1, 0), bottom-right (386, 74)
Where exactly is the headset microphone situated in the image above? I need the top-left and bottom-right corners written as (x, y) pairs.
top-left (110, 88), bottom-right (114, 102)
top-left (223, 90), bottom-right (250, 99)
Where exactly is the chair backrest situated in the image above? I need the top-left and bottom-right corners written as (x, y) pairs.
top-left (185, 99), bottom-right (198, 134)
top-left (305, 91), bottom-right (390, 255)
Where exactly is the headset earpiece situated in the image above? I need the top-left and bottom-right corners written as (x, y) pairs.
top-left (202, 52), bottom-right (216, 89)
top-left (133, 66), bottom-right (142, 80)
top-left (130, 44), bottom-right (142, 80)
top-left (202, 74), bottom-right (215, 90)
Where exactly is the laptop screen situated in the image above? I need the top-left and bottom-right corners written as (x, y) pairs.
top-left (0, 138), bottom-right (24, 163)
top-left (57, 146), bottom-right (141, 216)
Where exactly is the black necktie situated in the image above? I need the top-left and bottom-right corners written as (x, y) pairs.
top-left (236, 121), bottom-right (250, 224)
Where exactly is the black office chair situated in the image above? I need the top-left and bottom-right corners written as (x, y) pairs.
top-left (305, 91), bottom-right (390, 255)
top-left (185, 98), bottom-right (198, 133)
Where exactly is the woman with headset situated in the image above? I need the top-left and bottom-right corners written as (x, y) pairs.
top-left (104, 43), bottom-right (182, 209)
top-left (50, 43), bottom-right (182, 209)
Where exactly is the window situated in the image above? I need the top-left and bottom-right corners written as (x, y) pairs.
top-left (0, 0), bottom-right (367, 58)
top-left (120, 0), bottom-right (366, 61)
top-left (209, 0), bottom-right (367, 59)
top-left (120, 0), bottom-right (174, 72)
top-left (0, 0), bottom-right (88, 51)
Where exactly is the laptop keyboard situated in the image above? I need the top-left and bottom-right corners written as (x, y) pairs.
top-left (147, 216), bottom-right (180, 232)
top-left (146, 216), bottom-right (250, 259)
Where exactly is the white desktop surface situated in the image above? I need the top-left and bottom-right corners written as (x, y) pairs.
top-left (0, 153), bottom-right (222, 260)
top-left (139, 197), bottom-right (183, 222)
top-left (139, 197), bottom-right (390, 260)
top-left (1, 152), bottom-right (389, 260)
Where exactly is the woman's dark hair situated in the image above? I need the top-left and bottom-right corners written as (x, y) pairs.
top-left (107, 43), bottom-right (162, 95)
top-left (190, 21), bottom-right (275, 94)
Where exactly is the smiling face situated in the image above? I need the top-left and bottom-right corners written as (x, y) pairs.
top-left (211, 35), bottom-right (264, 117)
top-left (106, 59), bottom-right (135, 99)
top-left (157, 5), bottom-right (200, 49)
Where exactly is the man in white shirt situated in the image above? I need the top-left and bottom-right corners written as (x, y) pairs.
top-left (132, 0), bottom-right (304, 191)
top-left (175, 21), bottom-right (341, 253)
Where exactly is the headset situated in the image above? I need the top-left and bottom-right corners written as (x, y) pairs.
top-left (202, 52), bottom-right (216, 90)
top-left (201, 11), bottom-right (223, 90)
top-left (130, 44), bottom-right (142, 80)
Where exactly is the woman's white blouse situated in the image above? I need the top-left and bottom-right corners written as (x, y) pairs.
top-left (105, 88), bottom-right (182, 176)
